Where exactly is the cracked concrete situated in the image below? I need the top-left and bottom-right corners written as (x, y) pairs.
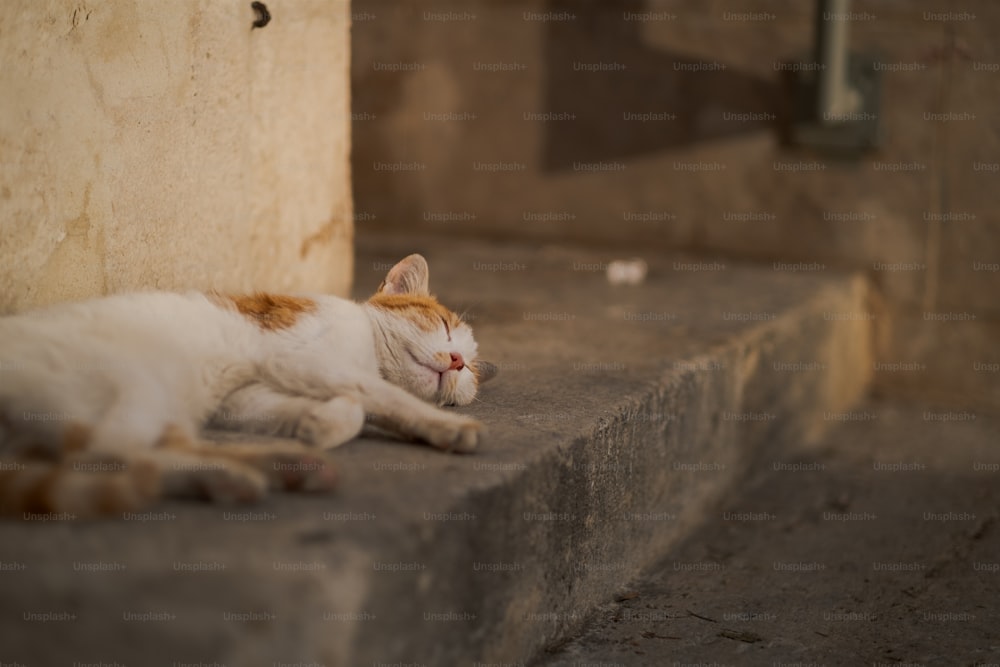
top-left (534, 400), bottom-right (1000, 667)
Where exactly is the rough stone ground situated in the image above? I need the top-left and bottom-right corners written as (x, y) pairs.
top-left (533, 401), bottom-right (1000, 667)
top-left (0, 235), bottom-right (873, 666)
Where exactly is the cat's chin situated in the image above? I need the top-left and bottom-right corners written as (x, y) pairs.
top-left (437, 373), bottom-right (477, 407)
top-left (400, 350), bottom-right (478, 406)
top-left (424, 371), bottom-right (474, 407)
top-left (402, 365), bottom-right (476, 407)
top-left (402, 357), bottom-right (444, 397)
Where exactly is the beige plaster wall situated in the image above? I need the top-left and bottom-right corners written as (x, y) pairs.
top-left (0, 0), bottom-right (353, 312)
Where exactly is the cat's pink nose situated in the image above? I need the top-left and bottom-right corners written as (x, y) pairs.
top-left (448, 352), bottom-right (465, 371)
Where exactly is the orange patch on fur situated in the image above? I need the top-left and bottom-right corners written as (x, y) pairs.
top-left (367, 294), bottom-right (462, 332)
top-left (62, 423), bottom-right (91, 454)
top-left (155, 424), bottom-right (196, 451)
top-left (20, 466), bottom-right (61, 515)
top-left (91, 462), bottom-right (160, 515)
top-left (219, 293), bottom-right (317, 331)
top-left (94, 473), bottom-right (133, 515)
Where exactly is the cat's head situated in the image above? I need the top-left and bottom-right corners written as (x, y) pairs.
top-left (367, 255), bottom-right (496, 406)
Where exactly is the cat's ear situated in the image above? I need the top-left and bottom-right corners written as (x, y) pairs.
top-left (377, 254), bottom-right (430, 296)
top-left (473, 360), bottom-right (498, 383)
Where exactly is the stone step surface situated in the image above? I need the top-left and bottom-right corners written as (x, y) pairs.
top-left (0, 235), bottom-right (873, 666)
top-left (532, 400), bottom-right (1000, 667)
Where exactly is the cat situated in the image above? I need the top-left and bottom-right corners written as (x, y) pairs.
top-left (0, 254), bottom-right (495, 517)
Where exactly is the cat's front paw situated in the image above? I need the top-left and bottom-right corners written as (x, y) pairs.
top-left (424, 416), bottom-right (483, 453)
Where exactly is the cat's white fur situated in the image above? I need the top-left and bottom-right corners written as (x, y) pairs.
top-left (0, 255), bottom-right (487, 467)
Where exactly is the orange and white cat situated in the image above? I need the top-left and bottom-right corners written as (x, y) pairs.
top-left (0, 254), bottom-right (495, 516)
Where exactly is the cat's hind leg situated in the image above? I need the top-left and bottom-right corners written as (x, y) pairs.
top-left (0, 413), bottom-right (163, 517)
top-left (77, 391), bottom-right (269, 504)
top-left (1, 427), bottom-right (334, 518)
top-left (171, 438), bottom-right (337, 493)
top-left (145, 424), bottom-right (338, 500)
top-left (118, 425), bottom-right (270, 504)
top-left (0, 455), bottom-right (161, 518)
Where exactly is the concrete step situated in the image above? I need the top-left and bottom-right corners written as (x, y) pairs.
top-left (0, 235), bottom-right (874, 666)
top-left (532, 399), bottom-right (1000, 667)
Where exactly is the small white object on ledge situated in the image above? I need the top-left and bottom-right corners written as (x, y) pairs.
top-left (606, 258), bottom-right (648, 286)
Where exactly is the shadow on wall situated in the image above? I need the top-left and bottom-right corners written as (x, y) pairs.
top-left (541, 0), bottom-right (785, 171)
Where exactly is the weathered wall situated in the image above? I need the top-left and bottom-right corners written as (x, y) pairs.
top-left (0, 0), bottom-right (353, 311)
top-left (351, 0), bottom-right (998, 410)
